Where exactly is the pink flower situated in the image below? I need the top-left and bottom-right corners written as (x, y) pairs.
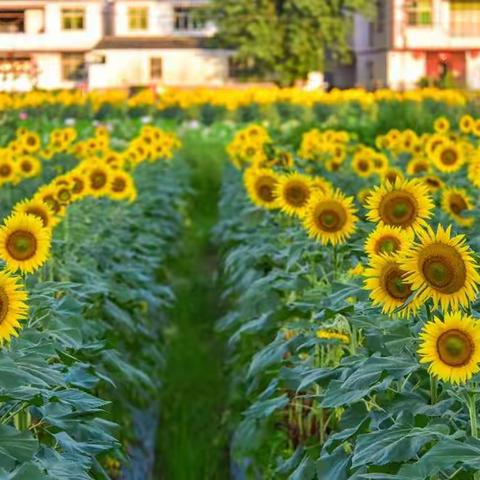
top-left (19, 112), bottom-right (28, 120)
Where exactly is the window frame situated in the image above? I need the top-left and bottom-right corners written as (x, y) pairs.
top-left (150, 57), bottom-right (163, 81)
top-left (405, 0), bottom-right (433, 27)
top-left (61, 8), bottom-right (85, 31)
top-left (173, 7), bottom-right (205, 32)
top-left (61, 52), bottom-right (85, 82)
top-left (128, 7), bottom-right (149, 31)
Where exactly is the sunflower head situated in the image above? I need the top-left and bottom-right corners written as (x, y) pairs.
top-left (274, 172), bottom-right (313, 217)
top-left (0, 271), bottom-right (28, 344)
top-left (401, 225), bottom-right (480, 311)
top-left (459, 115), bottom-right (474, 134)
top-left (441, 188), bottom-right (474, 227)
top-left (366, 178), bottom-right (434, 233)
top-left (108, 170), bottom-right (137, 202)
top-left (418, 311), bottom-right (480, 384)
top-left (244, 167), bottom-right (279, 210)
top-left (364, 254), bottom-right (418, 317)
top-left (406, 157), bottom-right (430, 176)
top-left (302, 189), bottom-right (357, 245)
top-left (433, 142), bottom-right (465, 173)
top-left (422, 175), bottom-right (444, 193)
top-left (13, 199), bottom-right (58, 229)
top-left (434, 117), bottom-right (450, 134)
top-left (365, 224), bottom-right (413, 258)
top-left (17, 155), bottom-right (41, 179)
top-left (0, 213), bottom-right (51, 274)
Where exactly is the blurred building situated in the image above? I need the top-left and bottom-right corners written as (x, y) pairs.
top-left (0, 0), bottom-right (231, 91)
top-left (352, 0), bottom-right (480, 90)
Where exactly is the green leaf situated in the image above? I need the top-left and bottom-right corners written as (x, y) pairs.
top-left (352, 424), bottom-right (449, 468)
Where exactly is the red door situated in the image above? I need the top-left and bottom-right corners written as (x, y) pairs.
top-left (426, 51), bottom-right (466, 85)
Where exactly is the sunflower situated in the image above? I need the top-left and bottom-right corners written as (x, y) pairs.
top-left (352, 154), bottom-right (373, 178)
top-left (357, 188), bottom-right (373, 207)
top-left (84, 163), bottom-right (113, 197)
top-left (364, 254), bottom-right (418, 317)
top-left (302, 189), bottom-right (357, 245)
top-left (244, 167), bottom-right (279, 210)
top-left (0, 159), bottom-right (17, 184)
top-left (366, 178), bottom-right (434, 233)
top-left (421, 175), bottom-right (444, 193)
top-left (34, 186), bottom-right (65, 217)
top-left (13, 199), bottom-right (58, 229)
top-left (459, 115), bottom-right (474, 134)
top-left (441, 188), bottom-right (474, 227)
top-left (372, 153), bottom-right (389, 174)
top-left (382, 168), bottom-right (404, 185)
top-left (20, 132), bottom-right (41, 153)
top-left (365, 224), bottom-right (413, 258)
top-left (0, 213), bottom-right (51, 274)
top-left (310, 176), bottom-right (332, 195)
top-left (17, 155), bottom-right (41, 179)
top-left (418, 311), bottom-right (480, 384)
top-left (474, 119), bottom-right (480, 137)
top-left (434, 117), bottom-right (450, 134)
top-left (433, 142), bottom-right (465, 173)
top-left (0, 271), bottom-right (28, 344)
top-left (401, 224), bottom-right (480, 311)
top-left (275, 172), bottom-right (312, 217)
top-left (468, 155), bottom-right (480, 189)
top-left (406, 157), bottom-right (430, 176)
top-left (108, 170), bottom-right (137, 202)
top-left (317, 329), bottom-right (350, 344)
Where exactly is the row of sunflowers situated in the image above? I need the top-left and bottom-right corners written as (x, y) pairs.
top-left (0, 117), bottom-right (184, 478)
top-left (215, 107), bottom-right (480, 478)
top-left (0, 87), bottom-right (474, 113)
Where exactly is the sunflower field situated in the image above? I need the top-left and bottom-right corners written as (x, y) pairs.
top-left (0, 87), bottom-right (480, 480)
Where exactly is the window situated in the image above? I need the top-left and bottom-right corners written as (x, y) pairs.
top-left (376, 0), bottom-right (385, 33)
top-left (0, 10), bottom-right (25, 33)
top-left (368, 22), bottom-right (374, 47)
top-left (174, 7), bottom-right (205, 31)
top-left (450, 1), bottom-right (480, 36)
top-left (150, 57), bottom-right (162, 80)
top-left (366, 61), bottom-right (374, 83)
top-left (406, 0), bottom-right (432, 26)
top-left (62, 8), bottom-right (85, 30)
top-left (61, 53), bottom-right (85, 81)
top-left (128, 7), bottom-right (148, 31)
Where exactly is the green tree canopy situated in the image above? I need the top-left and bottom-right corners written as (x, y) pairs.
top-left (208, 0), bottom-right (376, 86)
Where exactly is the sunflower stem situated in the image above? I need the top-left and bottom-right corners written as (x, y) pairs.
top-left (466, 391), bottom-right (480, 480)
top-left (332, 245), bottom-right (338, 281)
top-left (430, 376), bottom-right (438, 405)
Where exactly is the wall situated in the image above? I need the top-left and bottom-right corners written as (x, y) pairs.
top-left (88, 48), bottom-right (230, 88)
top-left (387, 51), bottom-right (426, 89)
top-left (0, 0), bottom-right (103, 51)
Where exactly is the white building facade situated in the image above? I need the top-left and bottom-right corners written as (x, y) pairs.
top-left (353, 0), bottom-right (480, 90)
top-left (0, 0), bottom-right (232, 91)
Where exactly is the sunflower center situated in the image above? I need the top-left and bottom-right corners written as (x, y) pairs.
top-left (0, 286), bottom-right (9, 324)
top-left (383, 266), bottom-right (412, 300)
top-left (285, 183), bottom-right (309, 208)
top-left (440, 149), bottom-right (457, 166)
top-left (43, 195), bottom-right (61, 214)
top-left (26, 136), bottom-right (36, 146)
top-left (414, 162), bottom-right (428, 174)
top-left (72, 178), bottom-right (84, 194)
top-left (437, 329), bottom-right (473, 367)
top-left (314, 203), bottom-right (347, 233)
top-left (90, 170), bottom-right (107, 190)
top-left (6, 230), bottom-right (37, 261)
top-left (377, 235), bottom-right (400, 255)
top-left (57, 188), bottom-right (71, 203)
top-left (0, 165), bottom-right (12, 177)
top-left (449, 194), bottom-right (468, 215)
top-left (112, 177), bottom-right (127, 193)
top-left (26, 207), bottom-right (48, 227)
top-left (255, 177), bottom-right (276, 203)
top-left (421, 243), bottom-right (467, 294)
top-left (21, 161), bottom-right (32, 173)
top-left (358, 160), bottom-right (369, 172)
top-left (380, 191), bottom-right (417, 228)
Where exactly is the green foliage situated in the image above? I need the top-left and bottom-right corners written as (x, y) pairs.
top-left (208, 0), bottom-right (375, 85)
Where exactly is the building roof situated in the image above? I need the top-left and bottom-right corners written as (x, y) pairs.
top-left (94, 36), bottom-right (218, 50)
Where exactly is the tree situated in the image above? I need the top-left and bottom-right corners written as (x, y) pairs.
top-left (208, 0), bottom-right (375, 86)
